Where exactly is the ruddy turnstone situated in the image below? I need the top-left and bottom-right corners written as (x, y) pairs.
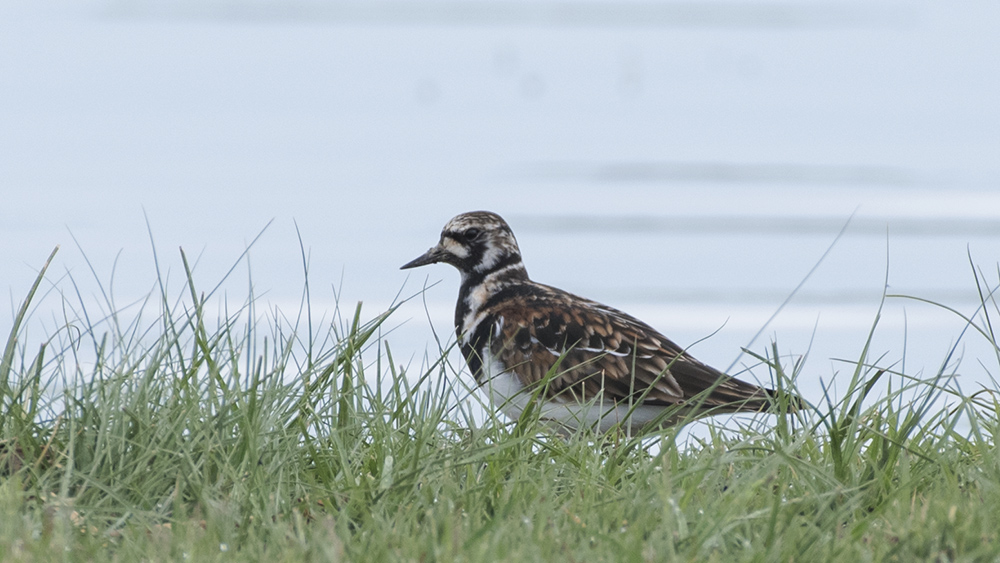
top-left (401, 211), bottom-right (798, 434)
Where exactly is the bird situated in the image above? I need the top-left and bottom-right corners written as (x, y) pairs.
top-left (401, 211), bottom-right (799, 435)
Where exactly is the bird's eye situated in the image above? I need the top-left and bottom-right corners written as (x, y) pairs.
top-left (463, 228), bottom-right (480, 241)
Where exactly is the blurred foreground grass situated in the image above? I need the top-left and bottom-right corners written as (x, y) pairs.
top-left (1, 246), bottom-right (999, 561)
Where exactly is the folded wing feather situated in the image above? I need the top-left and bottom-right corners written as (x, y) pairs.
top-left (487, 287), bottom-right (772, 411)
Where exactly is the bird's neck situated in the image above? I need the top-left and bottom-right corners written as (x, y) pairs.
top-left (454, 254), bottom-right (529, 340)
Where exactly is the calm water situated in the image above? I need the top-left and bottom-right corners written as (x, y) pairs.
top-left (2, 0), bottom-right (999, 413)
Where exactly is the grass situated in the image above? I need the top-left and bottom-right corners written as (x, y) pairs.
top-left (1, 245), bottom-right (999, 562)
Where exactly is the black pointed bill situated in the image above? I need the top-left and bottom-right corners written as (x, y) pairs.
top-left (400, 245), bottom-right (446, 270)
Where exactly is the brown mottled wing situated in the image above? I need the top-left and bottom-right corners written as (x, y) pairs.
top-left (489, 286), bottom-right (771, 411)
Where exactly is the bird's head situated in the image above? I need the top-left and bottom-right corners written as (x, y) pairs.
top-left (401, 211), bottom-right (524, 278)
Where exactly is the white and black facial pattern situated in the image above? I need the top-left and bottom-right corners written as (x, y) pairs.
top-left (437, 211), bottom-right (523, 279)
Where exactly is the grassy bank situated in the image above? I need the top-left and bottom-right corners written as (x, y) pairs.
top-left (1, 247), bottom-right (999, 561)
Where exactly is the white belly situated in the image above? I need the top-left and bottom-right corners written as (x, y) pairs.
top-left (478, 351), bottom-right (670, 434)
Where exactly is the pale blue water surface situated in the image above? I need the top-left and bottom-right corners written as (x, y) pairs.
top-left (2, 0), bottom-right (999, 426)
